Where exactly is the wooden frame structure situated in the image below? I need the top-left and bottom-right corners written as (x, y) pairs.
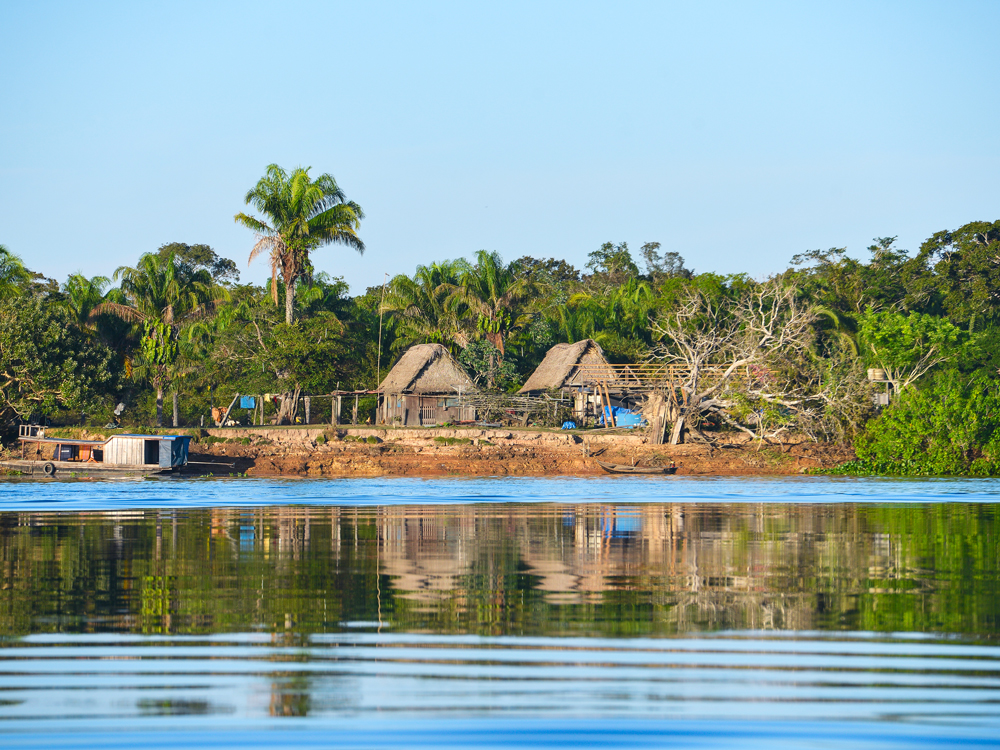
top-left (572, 363), bottom-right (762, 391)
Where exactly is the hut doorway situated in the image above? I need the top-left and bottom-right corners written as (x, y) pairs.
top-left (143, 440), bottom-right (159, 465)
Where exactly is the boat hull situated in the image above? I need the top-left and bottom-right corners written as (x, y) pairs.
top-left (0, 460), bottom-right (172, 477)
top-left (596, 460), bottom-right (677, 475)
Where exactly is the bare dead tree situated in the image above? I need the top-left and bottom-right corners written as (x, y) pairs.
top-left (798, 346), bottom-right (877, 444)
top-left (649, 280), bottom-right (817, 444)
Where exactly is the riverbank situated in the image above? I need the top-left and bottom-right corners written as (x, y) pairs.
top-left (1, 426), bottom-right (855, 478)
top-left (165, 426), bottom-right (853, 477)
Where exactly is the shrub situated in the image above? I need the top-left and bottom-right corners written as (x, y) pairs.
top-left (841, 370), bottom-right (1000, 476)
top-left (434, 436), bottom-right (473, 446)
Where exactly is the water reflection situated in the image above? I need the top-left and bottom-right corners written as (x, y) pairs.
top-left (2, 503), bottom-right (997, 637)
top-left (2, 500), bottom-right (1000, 742)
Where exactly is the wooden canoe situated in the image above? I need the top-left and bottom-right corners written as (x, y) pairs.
top-left (596, 460), bottom-right (677, 475)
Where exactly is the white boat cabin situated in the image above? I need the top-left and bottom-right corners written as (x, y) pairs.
top-left (17, 427), bottom-right (191, 469)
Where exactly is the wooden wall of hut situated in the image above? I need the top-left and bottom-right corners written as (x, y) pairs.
top-left (380, 395), bottom-right (475, 426)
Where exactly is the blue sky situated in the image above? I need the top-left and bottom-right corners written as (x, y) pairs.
top-left (2, 1), bottom-right (998, 294)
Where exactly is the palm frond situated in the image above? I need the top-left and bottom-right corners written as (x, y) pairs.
top-left (234, 213), bottom-right (272, 235)
top-left (248, 234), bottom-right (284, 265)
top-left (92, 301), bottom-right (146, 323)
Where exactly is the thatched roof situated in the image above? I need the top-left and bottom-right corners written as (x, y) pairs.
top-left (379, 344), bottom-right (477, 395)
top-left (518, 339), bottom-right (613, 394)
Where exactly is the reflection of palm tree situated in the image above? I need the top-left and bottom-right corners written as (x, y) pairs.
top-left (384, 260), bottom-right (470, 353)
top-left (235, 164), bottom-right (364, 325)
top-left (453, 250), bottom-right (534, 357)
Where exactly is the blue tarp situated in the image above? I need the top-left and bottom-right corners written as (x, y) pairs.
top-left (561, 421), bottom-right (577, 430)
top-left (598, 406), bottom-right (647, 428)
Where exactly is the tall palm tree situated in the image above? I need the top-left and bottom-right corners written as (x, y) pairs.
top-left (96, 251), bottom-right (227, 425)
top-left (452, 250), bottom-right (535, 357)
top-left (234, 164), bottom-right (365, 324)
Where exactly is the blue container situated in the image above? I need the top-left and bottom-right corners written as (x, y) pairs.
top-left (598, 407), bottom-right (647, 428)
top-left (615, 412), bottom-right (646, 428)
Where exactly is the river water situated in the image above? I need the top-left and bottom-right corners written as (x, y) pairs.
top-left (1, 476), bottom-right (998, 748)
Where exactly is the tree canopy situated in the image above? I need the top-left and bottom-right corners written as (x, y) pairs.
top-left (3, 184), bottom-right (999, 474)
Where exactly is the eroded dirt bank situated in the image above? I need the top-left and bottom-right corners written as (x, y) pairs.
top-left (184, 427), bottom-right (855, 477)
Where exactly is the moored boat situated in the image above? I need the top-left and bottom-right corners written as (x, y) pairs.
top-left (596, 459), bottom-right (677, 475)
top-left (1, 426), bottom-right (191, 477)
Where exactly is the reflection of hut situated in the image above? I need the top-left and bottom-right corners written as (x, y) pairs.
top-left (378, 344), bottom-right (477, 426)
top-left (518, 339), bottom-right (613, 395)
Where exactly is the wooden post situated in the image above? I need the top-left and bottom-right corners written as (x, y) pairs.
top-left (335, 395), bottom-right (342, 426)
top-left (305, 397), bottom-right (311, 425)
top-left (352, 394), bottom-right (359, 425)
top-left (172, 392), bottom-right (179, 427)
top-left (219, 393), bottom-right (240, 427)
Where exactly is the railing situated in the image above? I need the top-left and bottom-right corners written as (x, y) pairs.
top-left (572, 363), bottom-right (756, 390)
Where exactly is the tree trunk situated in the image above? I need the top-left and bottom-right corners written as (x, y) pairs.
top-left (156, 387), bottom-right (164, 427)
top-left (172, 392), bottom-right (179, 427)
top-left (285, 280), bottom-right (295, 325)
top-left (275, 386), bottom-right (301, 425)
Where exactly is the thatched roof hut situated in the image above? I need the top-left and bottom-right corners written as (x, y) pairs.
top-left (518, 339), bottom-right (613, 394)
top-left (378, 344), bottom-right (477, 426)
top-left (379, 343), bottom-right (476, 395)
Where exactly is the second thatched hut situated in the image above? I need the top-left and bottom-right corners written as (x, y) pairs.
top-left (378, 343), bottom-right (477, 426)
top-left (518, 339), bottom-right (614, 395)
top-left (517, 339), bottom-right (618, 425)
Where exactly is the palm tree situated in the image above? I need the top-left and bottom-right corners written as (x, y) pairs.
top-left (554, 301), bottom-right (596, 344)
top-left (452, 250), bottom-right (535, 357)
top-left (383, 259), bottom-right (470, 353)
top-left (61, 274), bottom-right (112, 330)
top-left (0, 245), bottom-right (30, 300)
top-left (96, 251), bottom-right (227, 425)
top-left (234, 164), bottom-right (364, 324)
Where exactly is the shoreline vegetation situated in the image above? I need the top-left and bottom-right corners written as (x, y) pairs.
top-left (1, 165), bottom-right (999, 477)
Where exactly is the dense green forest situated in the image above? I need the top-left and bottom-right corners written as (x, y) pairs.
top-left (1, 164), bottom-right (999, 474)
